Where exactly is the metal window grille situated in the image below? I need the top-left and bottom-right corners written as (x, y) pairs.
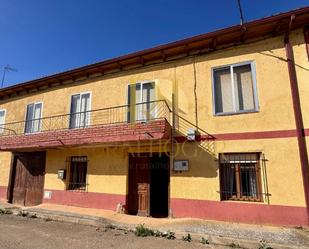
top-left (66, 156), bottom-right (88, 191)
top-left (219, 153), bottom-right (265, 202)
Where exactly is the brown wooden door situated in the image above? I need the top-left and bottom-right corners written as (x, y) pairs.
top-left (12, 155), bottom-right (28, 205)
top-left (11, 152), bottom-right (46, 206)
top-left (128, 154), bottom-right (150, 215)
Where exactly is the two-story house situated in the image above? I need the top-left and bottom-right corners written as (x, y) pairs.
top-left (0, 7), bottom-right (309, 226)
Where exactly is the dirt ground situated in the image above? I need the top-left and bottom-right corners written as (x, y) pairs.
top-left (0, 215), bottom-right (231, 249)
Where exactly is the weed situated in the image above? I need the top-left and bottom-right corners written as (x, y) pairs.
top-left (0, 208), bottom-right (12, 215)
top-left (153, 230), bottom-right (163, 237)
top-left (182, 233), bottom-right (192, 242)
top-left (161, 231), bottom-right (176, 240)
top-left (201, 237), bottom-right (210, 244)
top-left (229, 242), bottom-right (242, 248)
top-left (17, 210), bottom-right (29, 217)
top-left (134, 224), bottom-right (154, 237)
top-left (106, 224), bottom-right (116, 230)
top-left (258, 240), bottom-right (273, 249)
top-left (28, 213), bottom-right (37, 219)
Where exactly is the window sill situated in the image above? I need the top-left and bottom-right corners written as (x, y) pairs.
top-left (214, 109), bottom-right (259, 117)
top-left (222, 197), bottom-right (263, 203)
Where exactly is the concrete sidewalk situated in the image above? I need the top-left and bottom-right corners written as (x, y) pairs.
top-left (1, 201), bottom-right (309, 249)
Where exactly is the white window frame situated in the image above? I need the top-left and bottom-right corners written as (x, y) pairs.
top-left (212, 61), bottom-right (259, 116)
top-left (24, 102), bottom-right (43, 134)
top-left (0, 109), bottom-right (6, 134)
top-left (69, 91), bottom-right (92, 129)
top-left (126, 81), bottom-right (157, 122)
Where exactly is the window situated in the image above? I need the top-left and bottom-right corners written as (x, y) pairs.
top-left (0, 110), bottom-right (6, 133)
top-left (69, 92), bottom-right (91, 129)
top-left (25, 102), bottom-right (43, 134)
top-left (127, 82), bottom-right (156, 122)
top-left (213, 62), bottom-right (258, 115)
top-left (67, 156), bottom-right (88, 191)
top-left (219, 153), bottom-right (262, 202)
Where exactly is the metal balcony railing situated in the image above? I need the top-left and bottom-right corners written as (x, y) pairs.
top-left (0, 100), bottom-right (171, 137)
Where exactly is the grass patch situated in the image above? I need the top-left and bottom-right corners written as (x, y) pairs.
top-left (259, 240), bottom-right (273, 249)
top-left (134, 224), bottom-right (155, 237)
top-left (0, 208), bottom-right (12, 215)
top-left (182, 233), bottom-right (192, 242)
top-left (201, 237), bottom-right (210, 244)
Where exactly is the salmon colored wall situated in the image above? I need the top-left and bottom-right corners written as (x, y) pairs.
top-left (0, 30), bottom-right (307, 212)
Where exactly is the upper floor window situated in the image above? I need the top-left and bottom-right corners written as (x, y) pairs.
top-left (25, 102), bottom-right (42, 134)
top-left (212, 62), bottom-right (258, 115)
top-left (127, 82), bottom-right (156, 122)
top-left (69, 92), bottom-right (91, 129)
top-left (0, 109), bottom-right (6, 133)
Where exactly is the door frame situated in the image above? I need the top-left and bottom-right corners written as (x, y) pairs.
top-left (126, 152), bottom-right (170, 217)
top-left (7, 151), bottom-right (46, 205)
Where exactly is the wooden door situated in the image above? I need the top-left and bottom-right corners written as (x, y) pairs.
top-left (11, 152), bottom-right (46, 206)
top-left (127, 154), bottom-right (150, 215)
top-left (24, 152), bottom-right (46, 206)
top-left (12, 155), bottom-right (28, 205)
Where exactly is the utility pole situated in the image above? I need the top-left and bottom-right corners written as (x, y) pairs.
top-left (1, 65), bottom-right (18, 88)
top-left (237, 0), bottom-right (245, 25)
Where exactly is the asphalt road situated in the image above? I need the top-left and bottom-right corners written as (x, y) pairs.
top-left (0, 215), bottom-right (223, 249)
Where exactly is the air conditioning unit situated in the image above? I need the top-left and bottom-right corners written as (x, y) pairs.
top-left (187, 128), bottom-right (196, 141)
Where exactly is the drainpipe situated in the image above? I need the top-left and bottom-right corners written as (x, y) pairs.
top-left (285, 14), bottom-right (309, 223)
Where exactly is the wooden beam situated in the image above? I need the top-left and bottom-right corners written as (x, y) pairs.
top-left (160, 50), bottom-right (166, 61)
top-left (185, 44), bottom-right (190, 56)
top-left (240, 26), bottom-right (247, 43)
top-left (117, 62), bottom-right (122, 70)
top-left (304, 26), bottom-right (309, 61)
top-left (211, 37), bottom-right (217, 50)
top-left (139, 56), bottom-right (145, 66)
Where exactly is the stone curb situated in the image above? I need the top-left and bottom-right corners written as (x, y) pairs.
top-left (0, 204), bottom-right (307, 249)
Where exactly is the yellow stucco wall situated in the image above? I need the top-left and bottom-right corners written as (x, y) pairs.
top-left (0, 29), bottom-right (308, 208)
top-left (45, 147), bottom-right (128, 195)
top-left (0, 152), bottom-right (11, 187)
top-left (172, 137), bottom-right (305, 207)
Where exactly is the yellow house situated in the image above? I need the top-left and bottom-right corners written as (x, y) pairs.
top-left (0, 7), bottom-right (309, 226)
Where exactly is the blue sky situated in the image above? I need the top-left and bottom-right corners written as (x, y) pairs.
top-left (0, 0), bottom-right (308, 87)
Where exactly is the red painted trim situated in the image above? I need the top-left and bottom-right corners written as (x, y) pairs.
top-left (43, 189), bottom-right (126, 211)
top-left (285, 29), bottom-right (309, 223)
top-left (211, 129), bottom-right (297, 141)
top-left (171, 198), bottom-right (308, 226)
top-left (174, 129), bottom-right (309, 142)
top-left (0, 186), bottom-right (7, 201)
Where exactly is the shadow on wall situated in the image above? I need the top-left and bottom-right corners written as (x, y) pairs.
top-left (45, 147), bottom-right (128, 177)
top-left (171, 112), bottom-right (218, 178)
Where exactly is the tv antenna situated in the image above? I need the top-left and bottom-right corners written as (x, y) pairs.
top-left (237, 0), bottom-right (245, 25)
top-left (1, 64), bottom-right (18, 88)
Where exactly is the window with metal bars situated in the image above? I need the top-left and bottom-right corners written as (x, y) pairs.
top-left (219, 153), bottom-right (263, 202)
top-left (67, 156), bottom-right (88, 191)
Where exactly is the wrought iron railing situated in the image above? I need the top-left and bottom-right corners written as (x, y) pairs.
top-left (0, 100), bottom-right (171, 137)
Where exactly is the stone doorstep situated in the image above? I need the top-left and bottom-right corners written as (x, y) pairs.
top-left (0, 206), bottom-right (301, 249)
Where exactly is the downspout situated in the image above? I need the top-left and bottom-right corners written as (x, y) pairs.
top-left (284, 14), bottom-right (309, 223)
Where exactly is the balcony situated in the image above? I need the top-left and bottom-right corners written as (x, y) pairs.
top-left (0, 100), bottom-right (171, 151)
